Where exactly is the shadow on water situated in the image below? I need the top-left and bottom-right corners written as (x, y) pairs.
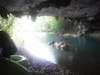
top-left (45, 34), bottom-right (100, 75)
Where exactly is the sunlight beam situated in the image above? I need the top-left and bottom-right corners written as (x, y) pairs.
top-left (13, 15), bottom-right (56, 63)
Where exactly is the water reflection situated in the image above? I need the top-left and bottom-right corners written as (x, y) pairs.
top-left (41, 34), bottom-right (100, 74)
top-left (19, 33), bottom-right (100, 74)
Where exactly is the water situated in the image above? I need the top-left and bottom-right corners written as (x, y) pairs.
top-left (40, 33), bottom-right (100, 75)
top-left (19, 33), bottom-right (100, 75)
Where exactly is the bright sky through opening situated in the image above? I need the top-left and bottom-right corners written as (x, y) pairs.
top-left (13, 16), bottom-right (56, 63)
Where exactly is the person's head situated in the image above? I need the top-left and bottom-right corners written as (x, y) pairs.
top-left (0, 31), bottom-right (17, 58)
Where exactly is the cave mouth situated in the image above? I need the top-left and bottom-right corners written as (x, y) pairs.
top-left (0, 13), bottom-right (100, 74)
top-left (0, 0), bottom-right (100, 74)
top-left (0, 14), bottom-right (100, 64)
top-left (11, 15), bottom-right (57, 64)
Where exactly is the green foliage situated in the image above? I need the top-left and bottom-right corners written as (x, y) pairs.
top-left (46, 17), bottom-right (61, 32)
top-left (38, 16), bottom-right (63, 32)
top-left (0, 14), bottom-right (15, 36)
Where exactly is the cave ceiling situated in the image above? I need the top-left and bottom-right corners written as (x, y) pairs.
top-left (0, 0), bottom-right (100, 18)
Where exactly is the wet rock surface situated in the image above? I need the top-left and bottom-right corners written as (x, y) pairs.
top-left (28, 60), bottom-right (73, 75)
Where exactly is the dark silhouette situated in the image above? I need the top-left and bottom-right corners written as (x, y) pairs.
top-left (0, 31), bottom-right (17, 58)
top-left (0, 7), bottom-right (9, 19)
top-left (0, 58), bottom-right (31, 75)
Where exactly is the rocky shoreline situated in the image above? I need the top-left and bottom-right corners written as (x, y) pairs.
top-left (16, 48), bottom-right (75, 75)
top-left (28, 61), bottom-right (73, 75)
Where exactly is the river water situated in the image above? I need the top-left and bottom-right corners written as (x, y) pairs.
top-left (18, 33), bottom-right (100, 75)
top-left (39, 33), bottom-right (100, 75)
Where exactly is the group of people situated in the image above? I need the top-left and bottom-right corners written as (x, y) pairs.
top-left (48, 41), bottom-right (71, 50)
